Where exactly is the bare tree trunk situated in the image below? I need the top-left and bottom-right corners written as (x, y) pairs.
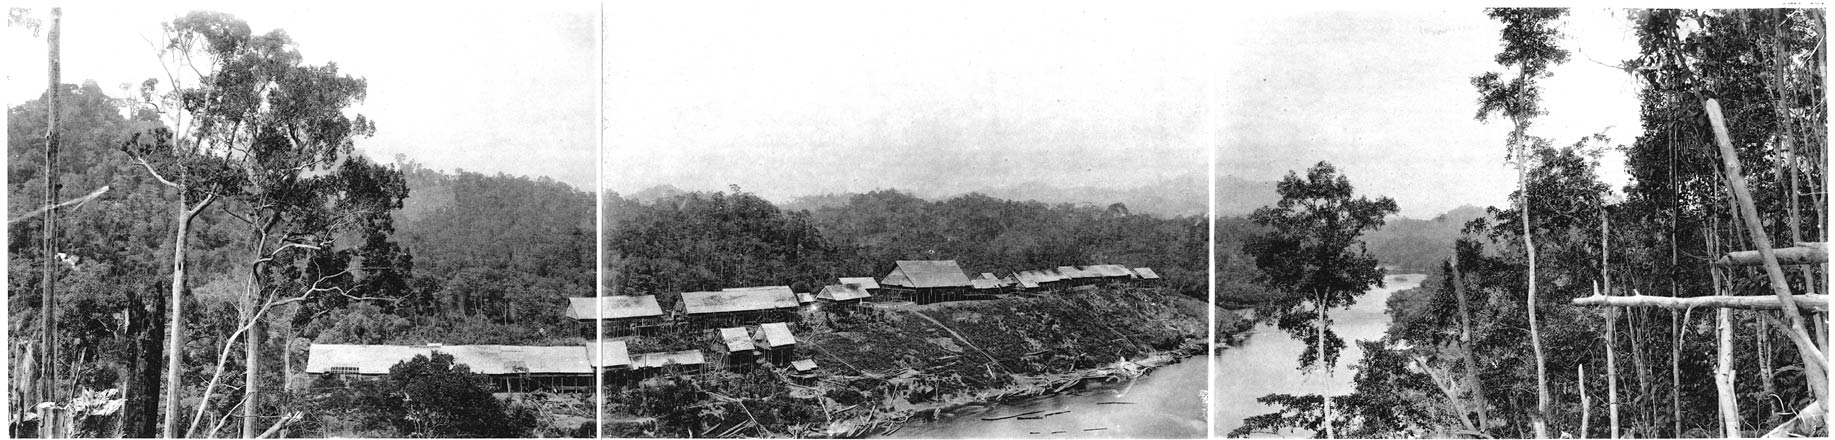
top-left (241, 318), bottom-right (261, 437)
top-left (40, 6), bottom-right (62, 409)
top-left (1716, 305), bottom-right (1740, 438)
top-left (1572, 293), bottom-right (1830, 311)
top-left (1705, 99), bottom-right (1831, 408)
top-left (1601, 283), bottom-right (1620, 440)
top-left (1452, 258), bottom-right (1489, 431)
top-left (1601, 213), bottom-right (1620, 439)
top-left (1667, 102), bottom-right (1684, 439)
top-left (1579, 363), bottom-right (1590, 439)
top-left (162, 193), bottom-right (214, 438)
top-left (1515, 122), bottom-right (1552, 439)
top-left (1755, 312), bottom-right (1777, 426)
top-left (1706, 222), bottom-right (1742, 439)
top-left (163, 198), bottom-right (190, 439)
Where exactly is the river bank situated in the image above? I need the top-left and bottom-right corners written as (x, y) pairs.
top-left (602, 285), bottom-right (1210, 438)
top-left (1211, 274), bottom-right (1425, 437)
top-left (880, 351), bottom-right (1206, 438)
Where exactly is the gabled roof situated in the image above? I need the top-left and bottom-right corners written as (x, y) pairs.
top-left (796, 291), bottom-right (817, 304)
top-left (441, 345), bottom-right (592, 375)
top-left (305, 344), bottom-right (433, 375)
top-left (1089, 264), bottom-right (1135, 278)
top-left (683, 287), bottom-right (799, 315)
top-left (838, 277), bottom-right (880, 290)
top-left (817, 284), bottom-right (872, 301)
top-left (307, 344), bottom-right (593, 376)
top-left (759, 322), bottom-right (796, 348)
top-left (1005, 273), bottom-right (1038, 289)
top-left (790, 359), bottom-right (818, 372)
top-left (1132, 267), bottom-right (1161, 280)
top-left (1017, 269), bottom-right (1065, 285)
top-left (720, 328), bottom-right (756, 352)
top-left (588, 340), bottom-right (632, 369)
top-left (1057, 266), bottom-right (1097, 279)
top-left (565, 295), bottom-right (664, 321)
top-left (881, 260), bottom-right (973, 289)
top-left (970, 277), bottom-right (1003, 290)
top-left (636, 350), bottom-right (705, 368)
top-left (975, 272), bottom-right (1013, 288)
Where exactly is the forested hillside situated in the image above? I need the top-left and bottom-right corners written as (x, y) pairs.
top-left (1360, 205), bottom-right (1489, 273)
top-left (604, 188), bottom-right (1207, 302)
top-left (8, 79), bottom-right (596, 436)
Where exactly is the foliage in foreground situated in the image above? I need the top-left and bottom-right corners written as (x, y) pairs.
top-left (299, 353), bottom-right (538, 438)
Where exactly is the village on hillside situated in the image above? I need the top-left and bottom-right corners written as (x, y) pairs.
top-left (300, 260), bottom-right (1163, 393)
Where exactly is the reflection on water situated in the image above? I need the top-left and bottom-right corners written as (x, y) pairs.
top-left (1212, 274), bottom-right (1424, 438)
top-left (882, 358), bottom-right (1207, 439)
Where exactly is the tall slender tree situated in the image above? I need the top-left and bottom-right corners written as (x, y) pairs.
top-left (1472, 8), bottom-right (1569, 438)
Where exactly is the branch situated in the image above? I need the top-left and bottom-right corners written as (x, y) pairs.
top-left (185, 192), bottom-right (217, 222)
top-left (203, 395), bottom-right (247, 438)
top-left (8, 185), bottom-right (108, 225)
top-left (1715, 242), bottom-right (1827, 267)
top-left (1572, 294), bottom-right (1829, 312)
top-left (252, 412), bottom-right (300, 439)
top-left (131, 156), bottom-right (181, 189)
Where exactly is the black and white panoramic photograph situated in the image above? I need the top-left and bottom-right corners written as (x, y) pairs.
top-left (1214, 7), bottom-right (1829, 439)
top-left (597, 3), bottom-right (1214, 438)
top-left (6, 3), bottom-right (599, 438)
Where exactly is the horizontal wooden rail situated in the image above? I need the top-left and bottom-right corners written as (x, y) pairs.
top-left (1714, 242), bottom-right (1827, 267)
top-left (1572, 294), bottom-right (1828, 312)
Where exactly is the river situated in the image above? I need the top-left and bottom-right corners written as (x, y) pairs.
top-left (881, 357), bottom-right (1208, 439)
top-left (1212, 273), bottom-right (1424, 437)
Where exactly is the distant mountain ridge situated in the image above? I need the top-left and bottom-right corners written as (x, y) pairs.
top-left (1214, 175), bottom-right (1281, 217)
top-left (946, 173), bottom-right (1207, 218)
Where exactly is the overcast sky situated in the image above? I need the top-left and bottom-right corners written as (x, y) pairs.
top-left (5, 2), bottom-right (598, 191)
top-left (1220, 8), bottom-right (1642, 218)
top-left (602, 2), bottom-right (1219, 202)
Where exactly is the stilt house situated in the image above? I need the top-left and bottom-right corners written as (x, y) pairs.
top-left (879, 260), bottom-right (974, 304)
top-left (565, 295), bottom-right (665, 337)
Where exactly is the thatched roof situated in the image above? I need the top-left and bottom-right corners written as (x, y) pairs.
top-left (636, 350), bottom-right (705, 368)
top-left (588, 341), bottom-right (632, 369)
top-left (759, 322), bottom-right (796, 348)
top-left (817, 284), bottom-right (872, 301)
top-left (305, 344), bottom-right (593, 375)
top-left (838, 277), bottom-right (881, 290)
top-left (720, 327), bottom-right (757, 352)
top-left (1132, 267), bottom-right (1161, 280)
top-left (564, 295), bottom-right (664, 321)
top-left (1089, 264), bottom-right (1135, 278)
top-left (682, 287), bottom-right (799, 315)
top-left (1016, 269), bottom-right (1065, 287)
top-left (304, 344), bottom-right (434, 375)
top-left (881, 260), bottom-right (973, 289)
top-left (440, 345), bottom-right (592, 375)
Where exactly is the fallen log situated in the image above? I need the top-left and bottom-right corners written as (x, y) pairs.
top-left (1762, 401), bottom-right (1825, 437)
top-left (981, 409), bottom-right (1044, 421)
top-left (1715, 242), bottom-right (1827, 267)
top-left (1572, 294), bottom-right (1828, 312)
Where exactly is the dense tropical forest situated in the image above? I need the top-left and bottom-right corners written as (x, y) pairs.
top-left (8, 11), bottom-right (595, 437)
top-left (602, 187), bottom-right (1209, 304)
top-left (1222, 8), bottom-right (1828, 439)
